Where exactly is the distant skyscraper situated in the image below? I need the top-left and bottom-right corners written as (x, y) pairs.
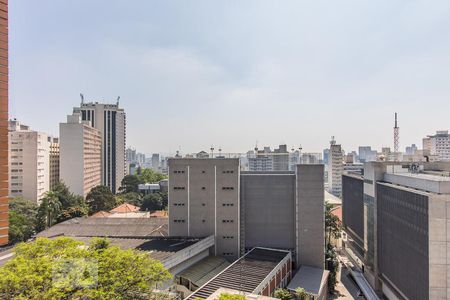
top-left (328, 137), bottom-right (343, 197)
top-left (272, 144), bottom-right (289, 171)
top-left (152, 153), bottom-right (160, 170)
top-left (48, 137), bottom-right (60, 191)
top-left (323, 149), bottom-right (330, 165)
top-left (73, 99), bottom-right (126, 193)
top-left (0, 0), bottom-right (8, 245)
top-left (423, 130), bottom-right (450, 161)
top-left (8, 120), bottom-right (50, 203)
top-left (405, 144), bottom-right (418, 155)
top-left (60, 113), bottom-right (102, 197)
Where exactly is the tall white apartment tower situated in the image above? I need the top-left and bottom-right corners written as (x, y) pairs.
top-left (423, 130), bottom-right (450, 161)
top-left (73, 98), bottom-right (126, 193)
top-left (328, 137), bottom-right (343, 197)
top-left (8, 120), bottom-right (50, 203)
top-left (60, 113), bottom-right (102, 197)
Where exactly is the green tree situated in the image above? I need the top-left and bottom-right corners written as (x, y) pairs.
top-left (0, 237), bottom-right (171, 299)
top-left (86, 185), bottom-right (118, 214)
top-left (8, 197), bottom-right (38, 244)
top-left (274, 288), bottom-right (292, 300)
top-left (119, 175), bottom-right (142, 194)
top-left (141, 193), bottom-right (163, 212)
top-left (137, 168), bottom-right (167, 184)
top-left (294, 287), bottom-right (310, 300)
top-left (36, 191), bottom-right (62, 230)
top-left (325, 202), bottom-right (341, 247)
top-left (51, 181), bottom-right (89, 223)
top-left (217, 293), bottom-right (247, 300)
top-left (117, 192), bottom-right (143, 207)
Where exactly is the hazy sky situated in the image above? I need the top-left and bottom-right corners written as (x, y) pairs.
top-left (9, 1), bottom-right (450, 154)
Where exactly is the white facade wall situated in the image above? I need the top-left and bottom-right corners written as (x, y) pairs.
top-left (328, 143), bottom-right (343, 197)
top-left (9, 127), bottom-right (50, 203)
top-left (60, 114), bottom-right (102, 197)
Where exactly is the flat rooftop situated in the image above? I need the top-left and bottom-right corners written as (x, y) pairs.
top-left (287, 266), bottom-right (329, 296)
top-left (36, 217), bottom-right (168, 238)
top-left (186, 248), bottom-right (290, 300)
top-left (384, 172), bottom-right (450, 194)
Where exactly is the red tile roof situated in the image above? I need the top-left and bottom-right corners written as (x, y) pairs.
top-left (110, 203), bottom-right (140, 214)
top-left (330, 205), bottom-right (342, 223)
top-left (91, 211), bottom-right (112, 218)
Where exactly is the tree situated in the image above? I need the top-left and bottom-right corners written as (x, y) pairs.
top-left (36, 191), bottom-right (62, 230)
top-left (50, 181), bottom-right (89, 223)
top-left (8, 197), bottom-right (38, 244)
top-left (274, 288), bottom-right (292, 300)
top-left (0, 237), bottom-right (171, 299)
top-left (325, 202), bottom-right (341, 293)
top-left (117, 192), bottom-right (143, 207)
top-left (294, 288), bottom-right (311, 300)
top-left (141, 193), bottom-right (163, 212)
top-left (138, 168), bottom-right (167, 184)
top-left (86, 185), bottom-right (118, 214)
top-left (119, 175), bottom-right (142, 194)
top-left (217, 293), bottom-right (247, 300)
top-left (325, 202), bottom-right (341, 247)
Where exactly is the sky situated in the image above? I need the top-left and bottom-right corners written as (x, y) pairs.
top-left (9, 0), bottom-right (450, 154)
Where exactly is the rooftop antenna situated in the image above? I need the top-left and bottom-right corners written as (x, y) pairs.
top-left (80, 93), bottom-right (84, 105)
top-left (394, 112), bottom-right (399, 160)
top-left (330, 136), bottom-right (336, 145)
top-left (254, 141), bottom-right (258, 152)
top-left (116, 96), bottom-right (120, 106)
top-left (210, 145), bottom-right (214, 158)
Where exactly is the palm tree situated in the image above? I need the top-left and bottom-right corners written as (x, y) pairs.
top-left (39, 191), bottom-right (62, 228)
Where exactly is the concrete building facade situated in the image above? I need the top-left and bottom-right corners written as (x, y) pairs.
top-left (328, 138), bottom-right (343, 197)
top-left (423, 130), bottom-right (450, 161)
top-left (0, 0), bottom-right (8, 245)
top-left (168, 158), bottom-right (325, 269)
top-left (342, 161), bottom-right (450, 300)
top-left (60, 113), bottom-right (102, 198)
top-left (73, 100), bottom-right (126, 193)
top-left (8, 120), bottom-right (49, 203)
top-left (48, 137), bottom-right (59, 190)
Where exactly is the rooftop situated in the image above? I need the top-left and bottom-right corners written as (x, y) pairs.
top-left (110, 203), bottom-right (140, 214)
top-left (186, 248), bottom-right (290, 300)
top-left (36, 217), bottom-right (168, 238)
top-left (287, 266), bottom-right (329, 297)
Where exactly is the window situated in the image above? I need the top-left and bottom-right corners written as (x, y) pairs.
top-left (174, 219), bottom-right (185, 223)
top-left (223, 236), bottom-right (234, 239)
top-left (173, 170), bottom-right (185, 174)
top-left (202, 220), bottom-right (206, 223)
top-left (222, 220), bottom-right (234, 223)
top-left (222, 170), bottom-right (234, 174)
top-left (202, 187), bottom-right (206, 190)
top-left (223, 252), bottom-right (234, 256)
top-left (222, 187), bottom-right (234, 190)
top-left (173, 203), bottom-right (185, 207)
top-left (202, 203), bottom-right (206, 206)
top-left (222, 203), bottom-right (234, 207)
top-left (173, 187), bottom-right (186, 190)
top-left (202, 170), bottom-right (206, 174)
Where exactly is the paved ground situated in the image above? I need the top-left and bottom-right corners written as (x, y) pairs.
top-left (329, 255), bottom-right (366, 300)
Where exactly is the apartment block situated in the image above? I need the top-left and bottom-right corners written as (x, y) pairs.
top-left (0, 0), bottom-right (8, 245)
top-left (60, 113), bottom-right (102, 198)
top-left (342, 161), bottom-right (450, 300)
top-left (8, 120), bottom-right (49, 203)
top-left (168, 158), bottom-right (325, 269)
top-left (423, 130), bottom-right (450, 161)
top-left (48, 137), bottom-right (59, 190)
top-left (328, 138), bottom-right (343, 197)
top-left (73, 100), bottom-right (126, 193)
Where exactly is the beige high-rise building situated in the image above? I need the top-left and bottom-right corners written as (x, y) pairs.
top-left (8, 120), bottom-right (50, 203)
top-left (48, 137), bottom-right (60, 190)
top-left (328, 137), bottom-right (343, 198)
top-left (73, 99), bottom-right (126, 194)
top-left (60, 113), bottom-right (101, 198)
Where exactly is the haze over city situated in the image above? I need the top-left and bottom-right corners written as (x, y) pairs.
top-left (9, 0), bottom-right (450, 153)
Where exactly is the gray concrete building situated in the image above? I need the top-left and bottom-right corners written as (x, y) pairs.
top-left (168, 158), bottom-right (324, 269)
top-left (342, 161), bottom-right (450, 300)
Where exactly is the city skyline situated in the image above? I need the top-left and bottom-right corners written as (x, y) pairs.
top-left (9, 1), bottom-right (450, 153)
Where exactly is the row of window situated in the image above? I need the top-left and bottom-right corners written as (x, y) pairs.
top-left (173, 186), bottom-right (235, 191)
top-left (172, 203), bottom-right (234, 207)
top-left (173, 170), bottom-right (185, 174)
top-left (222, 220), bottom-right (234, 223)
top-left (222, 170), bottom-right (234, 174)
top-left (223, 252), bottom-right (234, 256)
top-left (173, 220), bottom-right (185, 223)
top-left (173, 170), bottom-right (236, 174)
top-left (223, 236), bottom-right (234, 239)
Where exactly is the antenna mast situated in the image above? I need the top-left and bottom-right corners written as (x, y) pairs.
top-left (394, 112), bottom-right (399, 160)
